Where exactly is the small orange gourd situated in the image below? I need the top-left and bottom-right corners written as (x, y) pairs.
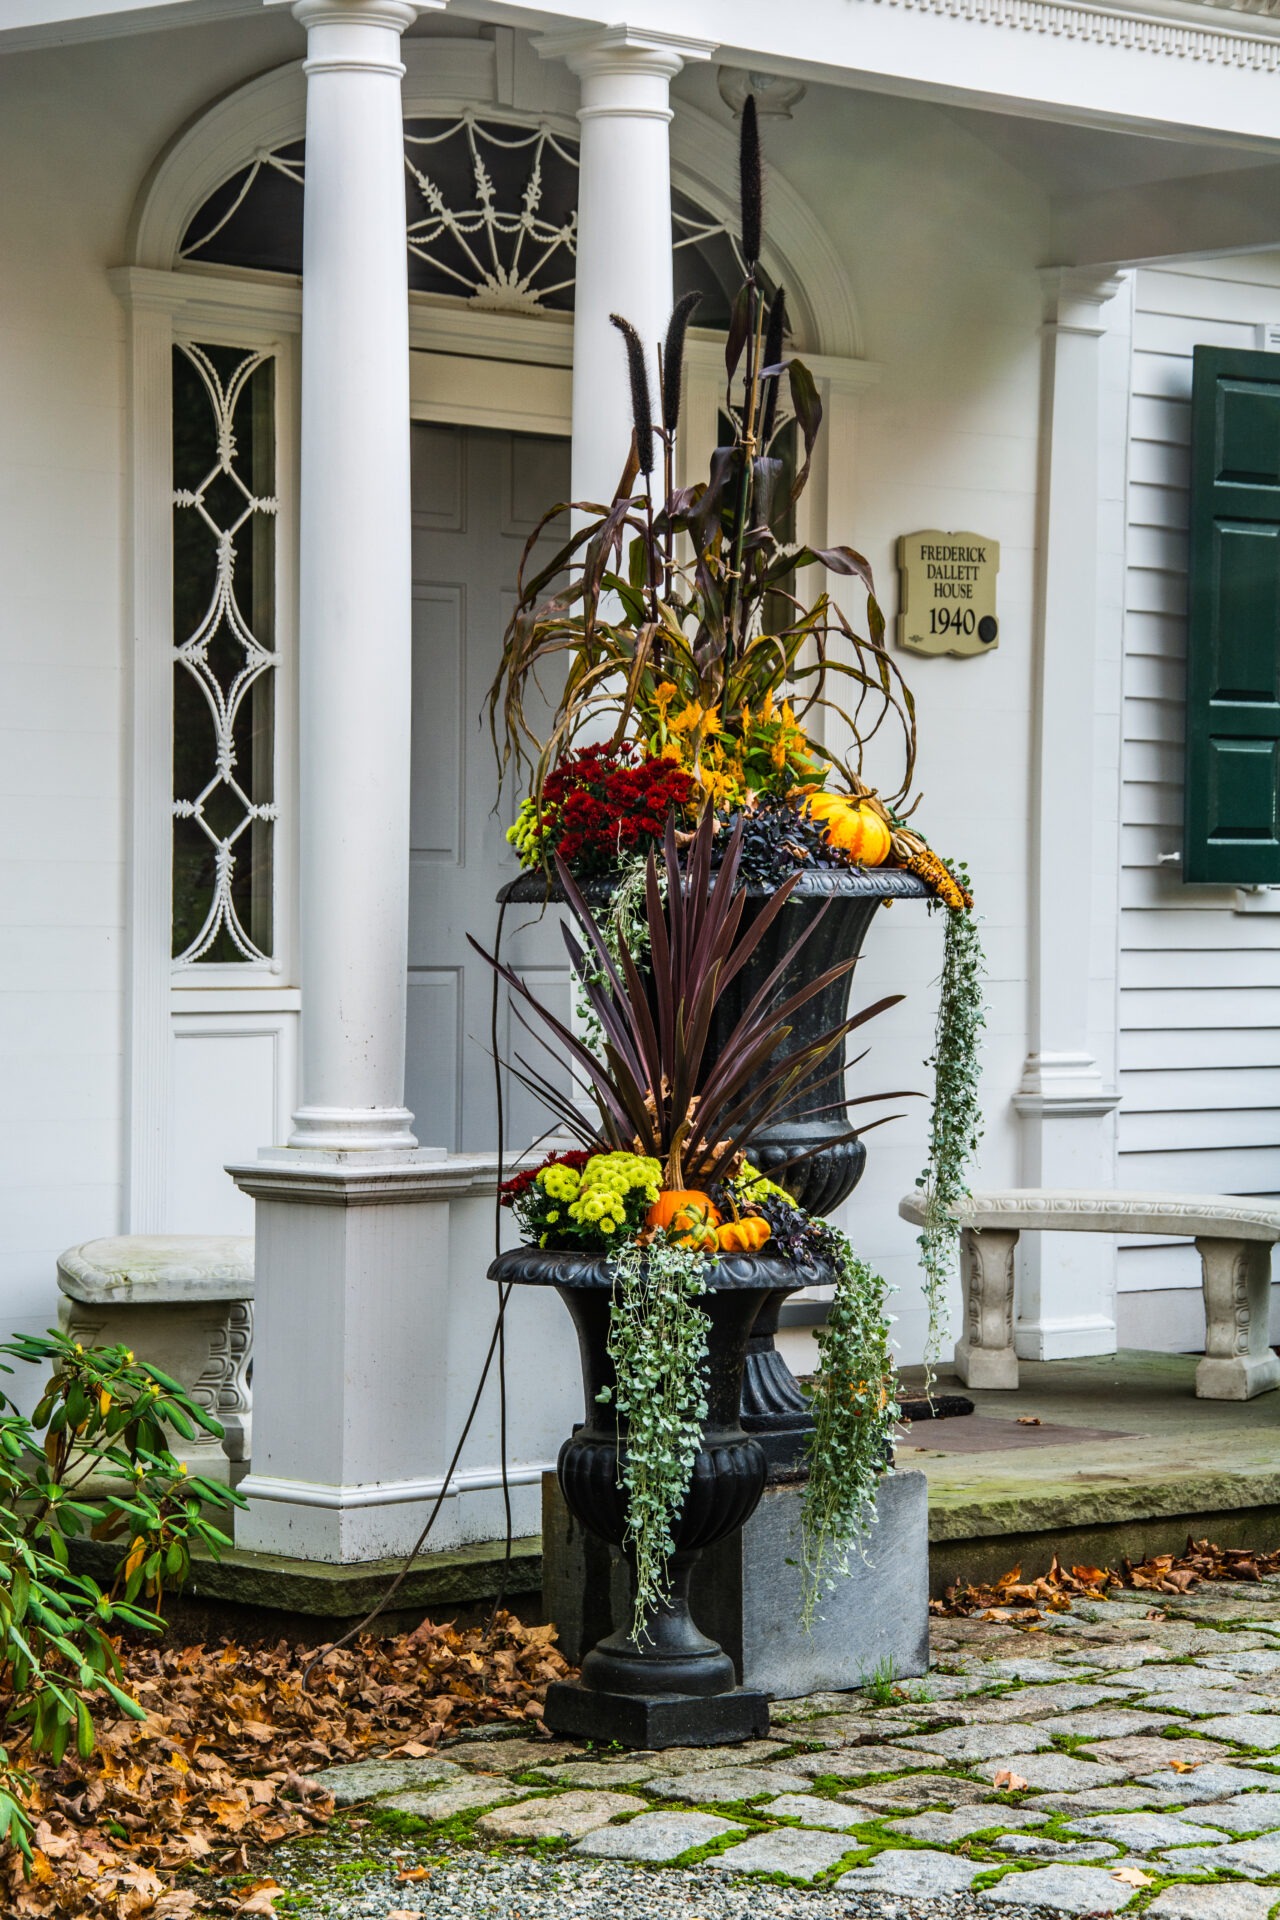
top-left (716, 1216), bottom-right (772, 1253)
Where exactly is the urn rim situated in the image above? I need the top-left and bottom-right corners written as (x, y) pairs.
top-left (500, 866), bottom-right (930, 907)
top-left (487, 1245), bottom-right (830, 1291)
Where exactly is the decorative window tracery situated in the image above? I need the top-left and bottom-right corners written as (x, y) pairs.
top-left (179, 112), bottom-right (754, 326)
top-left (171, 342), bottom-right (279, 967)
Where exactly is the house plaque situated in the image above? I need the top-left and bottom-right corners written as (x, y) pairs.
top-left (896, 530), bottom-right (1000, 657)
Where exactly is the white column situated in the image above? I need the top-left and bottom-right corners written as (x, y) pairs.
top-left (1015, 268), bottom-right (1126, 1362)
top-left (289, 0), bottom-right (431, 1152)
top-left (535, 24), bottom-right (716, 509)
top-left (232, 0), bottom-right (466, 1563)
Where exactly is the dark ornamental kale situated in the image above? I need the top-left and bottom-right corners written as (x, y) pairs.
top-left (714, 795), bottom-right (851, 889)
top-left (752, 1192), bottom-right (845, 1268)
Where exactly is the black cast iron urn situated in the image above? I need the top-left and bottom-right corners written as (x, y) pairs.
top-left (489, 1244), bottom-right (831, 1747)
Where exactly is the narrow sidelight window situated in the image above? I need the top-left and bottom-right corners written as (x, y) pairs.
top-left (171, 342), bottom-right (279, 964)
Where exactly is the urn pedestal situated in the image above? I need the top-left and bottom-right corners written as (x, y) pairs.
top-left (490, 1246), bottom-right (826, 1747)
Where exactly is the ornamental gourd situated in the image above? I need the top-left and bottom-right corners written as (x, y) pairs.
top-left (652, 1182), bottom-right (721, 1228)
top-left (646, 1191), bottom-right (722, 1251)
top-left (716, 1216), bottom-right (772, 1253)
top-left (805, 793), bottom-right (892, 867)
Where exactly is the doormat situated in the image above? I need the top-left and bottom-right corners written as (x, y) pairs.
top-left (900, 1393), bottom-right (974, 1421)
top-left (899, 1414), bottom-right (1134, 1454)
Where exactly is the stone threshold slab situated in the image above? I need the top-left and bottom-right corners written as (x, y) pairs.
top-left (68, 1532), bottom-right (542, 1624)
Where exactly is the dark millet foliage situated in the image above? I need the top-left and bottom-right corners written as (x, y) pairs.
top-left (609, 313), bottom-right (654, 476)
top-left (661, 290), bottom-right (702, 436)
top-left (738, 92), bottom-right (763, 269)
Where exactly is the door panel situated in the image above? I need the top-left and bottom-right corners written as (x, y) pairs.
top-left (407, 423), bottom-right (572, 1153)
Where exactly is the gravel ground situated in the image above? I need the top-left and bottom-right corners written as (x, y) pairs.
top-left (268, 1842), bottom-right (1071, 1919)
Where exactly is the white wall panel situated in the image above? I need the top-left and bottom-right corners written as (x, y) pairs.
top-left (168, 1007), bottom-right (298, 1231)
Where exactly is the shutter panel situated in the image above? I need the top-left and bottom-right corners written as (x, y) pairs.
top-left (1185, 345), bottom-right (1280, 885)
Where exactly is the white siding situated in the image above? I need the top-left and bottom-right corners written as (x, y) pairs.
top-left (1119, 260), bottom-right (1280, 1304)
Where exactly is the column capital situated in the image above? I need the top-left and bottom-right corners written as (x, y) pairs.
top-left (534, 22), bottom-right (717, 85)
top-left (1040, 266), bottom-right (1126, 336)
top-left (292, 0), bottom-right (434, 75)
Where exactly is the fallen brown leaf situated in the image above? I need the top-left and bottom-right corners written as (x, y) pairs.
top-left (992, 1769), bottom-right (1029, 1792)
top-left (234, 1881), bottom-right (282, 1916)
top-left (1016, 1416), bottom-right (1041, 1426)
top-left (1113, 1866), bottom-right (1153, 1887)
top-left (930, 1535), bottom-right (1280, 1620)
top-left (0, 1610), bottom-right (574, 1920)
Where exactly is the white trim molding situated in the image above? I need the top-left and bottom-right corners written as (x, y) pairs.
top-left (111, 265), bottom-right (300, 1229)
top-left (227, 1146), bottom-right (506, 1205)
top-left (238, 1461), bottom-right (549, 1510)
top-left (1017, 265), bottom-right (1128, 1361)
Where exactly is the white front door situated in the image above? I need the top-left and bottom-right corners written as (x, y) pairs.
top-left (407, 421), bottom-right (573, 1154)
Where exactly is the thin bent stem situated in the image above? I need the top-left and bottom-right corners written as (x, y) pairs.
top-left (723, 274), bottom-right (761, 673)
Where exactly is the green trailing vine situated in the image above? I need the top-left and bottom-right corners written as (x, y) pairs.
top-left (916, 870), bottom-right (986, 1389)
top-left (598, 1238), bottom-right (710, 1640)
top-left (799, 1227), bottom-right (899, 1628)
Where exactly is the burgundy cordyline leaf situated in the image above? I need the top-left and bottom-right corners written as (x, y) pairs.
top-left (470, 810), bottom-right (906, 1186)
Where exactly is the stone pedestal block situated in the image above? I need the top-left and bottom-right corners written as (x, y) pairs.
top-left (953, 1226), bottom-right (1020, 1389)
top-left (57, 1235), bottom-right (254, 1483)
top-left (1195, 1237), bottom-right (1280, 1401)
top-left (543, 1468), bottom-right (929, 1699)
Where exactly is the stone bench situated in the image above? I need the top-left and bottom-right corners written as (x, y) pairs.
top-left (897, 1190), bottom-right (1280, 1402)
top-left (56, 1235), bottom-right (254, 1480)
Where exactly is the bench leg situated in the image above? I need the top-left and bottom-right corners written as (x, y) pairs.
top-left (1195, 1236), bottom-right (1280, 1401)
top-left (954, 1226), bottom-right (1020, 1389)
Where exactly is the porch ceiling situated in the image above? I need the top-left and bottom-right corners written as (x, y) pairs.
top-left (937, 105), bottom-right (1280, 265)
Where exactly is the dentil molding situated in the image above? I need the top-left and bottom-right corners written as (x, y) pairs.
top-left (869, 0), bottom-right (1280, 71)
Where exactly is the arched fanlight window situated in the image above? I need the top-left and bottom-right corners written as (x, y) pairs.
top-left (169, 110), bottom-right (769, 968)
top-left (178, 112), bottom-right (761, 327)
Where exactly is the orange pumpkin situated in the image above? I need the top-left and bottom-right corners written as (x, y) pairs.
top-left (646, 1189), bottom-right (721, 1233)
top-left (806, 794), bottom-right (892, 867)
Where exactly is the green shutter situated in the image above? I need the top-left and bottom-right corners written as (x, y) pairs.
top-left (1185, 345), bottom-right (1280, 885)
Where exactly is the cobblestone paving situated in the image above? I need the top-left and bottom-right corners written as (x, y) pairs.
top-left (299, 1575), bottom-right (1280, 1916)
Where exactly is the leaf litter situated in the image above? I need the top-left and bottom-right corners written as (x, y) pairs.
top-left (0, 1611), bottom-right (571, 1919)
top-left (930, 1534), bottom-right (1280, 1621)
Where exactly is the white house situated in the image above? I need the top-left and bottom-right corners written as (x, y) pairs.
top-left (2, 0), bottom-right (1279, 1570)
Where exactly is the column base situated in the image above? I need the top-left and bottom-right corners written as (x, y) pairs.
top-left (954, 1339), bottom-right (1019, 1390)
top-left (287, 1106), bottom-right (419, 1151)
top-left (1196, 1353), bottom-right (1280, 1402)
top-left (543, 1679), bottom-right (769, 1749)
